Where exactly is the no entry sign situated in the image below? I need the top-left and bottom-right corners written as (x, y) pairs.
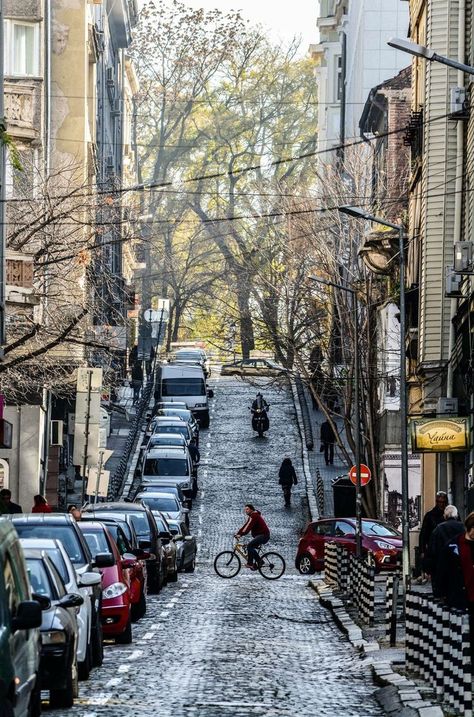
top-left (349, 464), bottom-right (371, 486)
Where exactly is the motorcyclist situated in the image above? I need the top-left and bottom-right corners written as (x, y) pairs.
top-left (251, 392), bottom-right (269, 412)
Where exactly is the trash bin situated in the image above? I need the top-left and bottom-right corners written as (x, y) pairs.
top-left (332, 475), bottom-right (356, 518)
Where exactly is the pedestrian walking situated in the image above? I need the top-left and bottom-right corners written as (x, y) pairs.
top-left (131, 360), bottom-right (143, 404)
top-left (146, 346), bottom-right (155, 377)
top-left (424, 504), bottom-right (464, 596)
top-left (438, 511), bottom-right (474, 661)
top-left (419, 491), bottom-right (448, 570)
top-left (278, 456), bottom-right (298, 507)
top-left (0, 489), bottom-right (22, 514)
top-left (320, 420), bottom-right (336, 466)
top-left (31, 494), bottom-right (52, 513)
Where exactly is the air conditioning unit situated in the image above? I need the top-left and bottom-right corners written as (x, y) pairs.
top-left (437, 397), bottom-right (458, 415)
top-left (50, 420), bottom-right (64, 446)
top-left (445, 266), bottom-right (463, 297)
top-left (106, 67), bottom-right (114, 86)
top-left (454, 241), bottom-right (474, 273)
top-left (449, 87), bottom-right (469, 119)
top-left (111, 98), bottom-right (121, 116)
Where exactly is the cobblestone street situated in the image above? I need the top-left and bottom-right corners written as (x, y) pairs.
top-left (51, 375), bottom-right (383, 717)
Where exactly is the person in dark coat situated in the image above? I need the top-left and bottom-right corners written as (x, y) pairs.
top-left (131, 361), bottom-right (143, 404)
top-left (0, 489), bottom-right (22, 514)
top-left (437, 511), bottom-right (474, 661)
top-left (320, 420), bottom-right (336, 466)
top-left (424, 504), bottom-right (464, 596)
top-left (278, 457), bottom-right (298, 507)
top-left (419, 491), bottom-right (448, 566)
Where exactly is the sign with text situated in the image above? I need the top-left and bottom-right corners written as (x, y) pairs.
top-left (76, 368), bottom-right (103, 393)
top-left (411, 417), bottom-right (469, 452)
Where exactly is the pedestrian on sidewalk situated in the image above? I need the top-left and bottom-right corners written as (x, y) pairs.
top-left (438, 511), bottom-right (474, 662)
top-left (31, 495), bottom-right (52, 513)
top-left (320, 420), bottom-right (336, 466)
top-left (419, 491), bottom-right (448, 574)
top-left (424, 504), bottom-right (463, 596)
top-left (68, 504), bottom-right (82, 521)
top-left (0, 489), bottom-right (22, 514)
top-left (278, 456), bottom-right (298, 507)
top-left (131, 361), bottom-right (143, 404)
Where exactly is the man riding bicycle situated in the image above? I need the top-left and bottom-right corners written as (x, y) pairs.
top-left (234, 504), bottom-right (270, 570)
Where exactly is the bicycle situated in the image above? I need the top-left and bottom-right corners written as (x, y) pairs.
top-left (214, 538), bottom-right (286, 580)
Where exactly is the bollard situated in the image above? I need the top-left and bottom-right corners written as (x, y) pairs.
top-left (389, 573), bottom-right (399, 647)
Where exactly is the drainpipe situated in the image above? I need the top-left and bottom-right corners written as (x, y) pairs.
top-left (338, 30), bottom-right (347, 166)
top-left (0, 0), bottom-right (6, 347)
top-left (446, 0), bottom-right (465, 504)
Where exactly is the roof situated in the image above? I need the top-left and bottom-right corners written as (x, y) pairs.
top-left (10, 513), bottom-right (73, 524)
top-left (359, 65), bottom-right (412, 134)
top-left (83, 502), bottom-right (147, 513)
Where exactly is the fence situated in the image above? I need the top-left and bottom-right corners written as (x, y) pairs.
top-left (405, 591), bottom-right (472, 716)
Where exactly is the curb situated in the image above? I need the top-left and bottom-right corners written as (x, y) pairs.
top-left (289, 377), bottom-right (318, 520)
top-left (309, 578), bottom-right (444, 717)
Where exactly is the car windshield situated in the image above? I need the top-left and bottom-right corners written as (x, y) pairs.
top-left (26, 558), bottom-right (53, 598)
top-left (159, 409), bottom-right (191, 421)
top-left (42, 547), bottom-right (69, 584)
top-left (155, 424), bottom-right (188, 439)
top-left (128, 513), bottom-right (150, 539)
top-left (14, 524), bottom-right (87, 567)
top-left (162, 378), bottom-right (205, 397)
top-left (144, 458), bottom-right (189, 476)
top-left (362, 520), bottom-right (399, 537)
top-left (150, 436), bottom-right (184, 447)
top-left (80, 529), bottom-right (110, 557)
top-left (140, 497), bottom-right (179, 513)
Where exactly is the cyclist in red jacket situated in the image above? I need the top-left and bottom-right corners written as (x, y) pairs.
top-left (235, 504), bottom-right (270, 570)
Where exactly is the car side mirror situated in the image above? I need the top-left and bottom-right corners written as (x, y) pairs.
top-left (159, 531), bottom-right (172, 541)
top-left (13, 600), bottom-right (43, 630)
top-left (121, 553), bottom-right (137, 569)
top-left (182, 508), bottom-right (189, 514)
top-left (184, 535), bottom-right (194, 542)
top-left (78, 572), bottom-right (102, 587)
top-left (32, 593), bottom-right (51, 611)
top-left (138, 539), bottom-right (151, 550)
top-left (58, 593), bottom-right (84, 609)
top-left (93, 552), bottom-right (114, 568)
top-left (207, 388), bottom-right (214, 398)
top-left (132, 548), bottom-right (150, 560)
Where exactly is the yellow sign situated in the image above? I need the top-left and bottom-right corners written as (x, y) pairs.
top-left (411, 417), bottom-right (469, 452)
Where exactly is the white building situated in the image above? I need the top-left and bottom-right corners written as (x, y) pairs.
top-left (312, 0), bottom-right (409, 158)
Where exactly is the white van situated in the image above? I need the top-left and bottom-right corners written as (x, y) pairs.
top-left (158, 364), bottom-right (210, 427)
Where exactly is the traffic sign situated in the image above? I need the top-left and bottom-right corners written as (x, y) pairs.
top-left (349, 463), bottom-right (371, 486)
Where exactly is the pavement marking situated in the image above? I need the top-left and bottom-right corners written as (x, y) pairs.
top-left (206, 441), bottom-right (211, 448)
top-left (127, 649), bottom-right (143, 660)
top-left (198, 529), bottom-right (202, 537)
top-left (201, 490), bottom-right (206, 498)
top-left (159, 610), bottom-right (169, 617)
top-left (165, 600), bottom-right (177, 608)
top-left (105, 677), bottom-right (122, 688)
top-left (117, 665), bottom-right (130, 674)
top-left (84, 693), bottom-right (112, 705)
top-left (141, 632), bottom-right (155, 640)
top-left (199, 514), bottom-right (203, 524)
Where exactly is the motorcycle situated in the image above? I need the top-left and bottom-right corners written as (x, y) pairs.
top-left (251, 406), bottom-right (270, 438)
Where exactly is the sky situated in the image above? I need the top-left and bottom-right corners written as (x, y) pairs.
top-left (181, 0), bottom-right (317, 52)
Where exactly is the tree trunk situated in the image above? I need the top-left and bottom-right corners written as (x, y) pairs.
top-left (236, 281), bottom-right (254, 359)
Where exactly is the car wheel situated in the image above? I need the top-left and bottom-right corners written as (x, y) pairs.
top-left (115, 616), bottom-right (132, 645)
top-left (28, 678), bottom-right (41, 717)
top-left (49, 659), bottom-right (75, 709)
top-left (169, 559), bottom-right (179, 582)
top-left (297, 553), bottom-right (316, 575)
top-left (200, 412), bottom-right (210, 429)
top-left (91, 618), bottom-right (103, 667)
top-left (148, 564), bottom-right (161, 594)
top-left (184, 555), bottom-right (196, 573)
top-left (131, 587), bottom-right (147, 621)
top-left (78, 640), bottom-right (92, 680)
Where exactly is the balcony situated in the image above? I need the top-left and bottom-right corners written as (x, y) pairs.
top-left (5, 251), bottom-right (39, 306)
top-left (4, 78), bottom-right (42, 142)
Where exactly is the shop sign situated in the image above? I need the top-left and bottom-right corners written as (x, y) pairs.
top-left (411, 417), bottom-right (469, 452)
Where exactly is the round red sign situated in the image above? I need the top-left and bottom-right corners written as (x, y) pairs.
top-left (349, 463), bottom-right (371, 486)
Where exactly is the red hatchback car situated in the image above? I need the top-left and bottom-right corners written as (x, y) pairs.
top-left (295, 517), bottom-right (402, 574)
top-left (78, 521), bottom-right (135, 643)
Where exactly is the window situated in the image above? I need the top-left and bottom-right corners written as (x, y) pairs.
top-left (161, 378), bottom-right (205, 397)
top-left (312, 522), bottom-right (334, 536)
top-left (334, 521), bottom-right (355, 537)
top-left (336, 56), bottom-right (343, 101)
top-left (4, 21), bottom-right (40, 76)
top-left (143, 458), bottom-right (189, 477)
top-left (3, 554), bottom-right (20, 618)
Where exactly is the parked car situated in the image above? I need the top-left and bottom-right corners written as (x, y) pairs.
top-left (152, 513), bottom-right (178, 583)
top-left (81, 517), bottom-right (147, 621)
top-left (77, 521), bottom-right (135, 644)
top-left (172, 348), bottom-right (211, 377)
top-left (20, 537), bottom-right (101, 681)
top-left (155, 408), bottom-right (199, 442)
top-left (10, 513), bottom-right (109, 668)
top-left (141, 446), bottom-right (195, 497)
top-left (138, 483), bottom-right (189, 506)
top-left (220, 358), bottom-right (287, 377)
top-left (147, 432), bottom-right (187, 450)
top-left (0, 520), bottom-right (42, 717)
top-left (82, 502), bottom-right (166, 594)
top-left (150, 417), bottom-right (194, 445)
top-left (24, 548), bottom-right (83, 709)
top-left (135, 491), bottom-right (189, 527)
top-left (166, 519), bottom-right (197, 573)
top-left (295, 518), bottom-right (402, 575)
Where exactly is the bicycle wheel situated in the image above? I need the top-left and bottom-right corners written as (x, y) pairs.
top-left (258, 551), bottom-right (286, 580)
top-left (214, 551), bottom-right (241, 578)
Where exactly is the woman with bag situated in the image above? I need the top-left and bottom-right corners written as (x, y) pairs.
top-left (278, 456), bottom-right (298, 507)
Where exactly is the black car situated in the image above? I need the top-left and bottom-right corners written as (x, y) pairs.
top-left (24, 548), bottom-right (83, 709)
top-left (82, 502), bottom-right (166, 593)
top-left (10, 514), bottom-right (110, 668)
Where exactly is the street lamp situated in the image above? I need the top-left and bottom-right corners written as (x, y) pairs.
top-left (388, 37), bottom-right (474, 76)
top-left (308, 275), bottom-right (363, 560)
top-left (338, 206), bottom-right (410, 587)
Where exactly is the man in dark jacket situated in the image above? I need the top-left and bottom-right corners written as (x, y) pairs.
top-left (235, 504), bottom-right (270, 570)
top-left (278, 457), bottom-right (298, 507)
top-left (320, 420), bottom-right (336, 465)
top-left (419, 491), bottom-right (448, 566)
top-left (131, 361), bottom-right (143, 404)
top-left (0, 489), bottom-right (22, 514)
top-left (425, 504), bottom-right (464, 596)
